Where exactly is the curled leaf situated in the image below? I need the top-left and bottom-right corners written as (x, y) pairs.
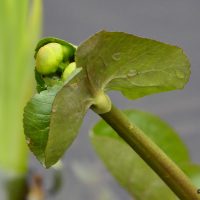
top-left (44, 73), bottom-right (93, 167)
top-left (34, 37), bottom-right (76, 59)
top-left (76, 31), bottom-right (190, 99)
top-left (24, 31), bottom-right (191, 169)
top-left (23, 68), bottom-right (93, 168)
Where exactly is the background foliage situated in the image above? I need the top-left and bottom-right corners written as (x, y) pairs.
top-left (0, 0), bottom-right (42, 199)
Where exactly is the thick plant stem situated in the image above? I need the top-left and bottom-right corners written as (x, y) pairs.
top-left (99, 104), bottom-right (200, 200)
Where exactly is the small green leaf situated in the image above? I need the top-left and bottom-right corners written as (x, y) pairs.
top-left (35, 37), bottom-right (76, 60)
top-left (76, 31), bottom-right (190, 99)
top-left (24, 85), bottom-right (61, 164)
top-left (35, 69), bottom-right (46, 92)
top-left (23, 68), bottom-right (93, 168)
top-left (90, 110), bottom-right (199, 199)
top-left (44, 73), bottom-right (93, 167)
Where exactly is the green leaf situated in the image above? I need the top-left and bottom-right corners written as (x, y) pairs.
top-left (23, 68), bottom-right (93, 168)
top-left (0, 171), bottom-right (27, 200)
top-left (24, 85), bottom-right (61, 164)
top-left (34, 37), bottom-right (76, 60)
top-left (0, 0), bottom-right (42, 173)
top-left (28, 0), bottom-right (42, 47)
top-left (76, 31), bottom-right (190, 99)
top-left (24, 31), bottom-right (192, 171)
top-left (35, 69), bottom-right (46, 92)
top-left (182, 164), bottom-right (200, 189)
top-left (90, 110), bottom-right (199, 199)
top-left (43, 73), bottom-right (93, 167)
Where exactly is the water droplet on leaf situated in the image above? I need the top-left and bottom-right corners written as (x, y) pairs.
top-left (176, 70), bottom-right (185, 79)
top-left (127, 69), bottom-right (137, 77)
top-left (52, 108), bottom-right (56, 113)
top-left (112, 52), bottom-right (121, 61)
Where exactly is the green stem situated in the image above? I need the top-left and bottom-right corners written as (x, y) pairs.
top-left (98, 104), bottom-right (200, 200)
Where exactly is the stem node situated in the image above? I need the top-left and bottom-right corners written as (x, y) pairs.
top-left (91, 92), bottom-right (111, 114)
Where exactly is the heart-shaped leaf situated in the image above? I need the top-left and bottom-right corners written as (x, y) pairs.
top-left (76, 31), bottom-right (190, 99)
top-left (90, 110), bottom-right (199, 199)
top-left (24, 69), bottom-right (93, 168)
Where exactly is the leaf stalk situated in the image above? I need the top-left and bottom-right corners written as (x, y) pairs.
top-left (97, 104), bottom-right (200, 200)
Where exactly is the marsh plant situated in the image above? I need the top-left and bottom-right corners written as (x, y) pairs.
top-left (0, 0), bottom-right (42, 199)
top-left (24, 31), bottom-right (200, 199)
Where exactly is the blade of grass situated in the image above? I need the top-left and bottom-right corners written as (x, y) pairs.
top-left (0, 0), bottom-right (42, 173)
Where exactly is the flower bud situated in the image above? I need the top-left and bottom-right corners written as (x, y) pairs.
top-left (62, 45), bottom-right (74, 61)
top-left (36, 43), bottom-right (74, 75)
top-left (62, 62), bottom-right (76, 81)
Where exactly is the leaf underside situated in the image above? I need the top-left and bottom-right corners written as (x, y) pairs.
top-left (76, 31), bottom-right (190, 99)
top-left (24, 69), bottom-right (93, 168)
top-left (44, 73), bottom-right (93, 167)
top-left (23, 86), bottom-right (60, 163)
top-left (24, 31), bottom-right (191, 168)
top-left (90, 110), bottom-right (200, 200)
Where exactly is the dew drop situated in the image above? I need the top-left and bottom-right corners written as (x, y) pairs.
top-left (176, 70), bottom-right (185, 79)
top-left (52, 108), bottom-right (56, 113)
top-left (112, 52), bottom-right (121, 61)
top-left (127, 69), bottom-right (137, 77)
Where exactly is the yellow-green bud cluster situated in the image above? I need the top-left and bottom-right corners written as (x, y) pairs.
top-left (62, 62), bottom-right (76, 81)
top-left (35, 42), bottom-right (76, 81)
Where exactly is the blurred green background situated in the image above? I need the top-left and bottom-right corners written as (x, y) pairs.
top-left (0, 0), bottom-right (42, 199)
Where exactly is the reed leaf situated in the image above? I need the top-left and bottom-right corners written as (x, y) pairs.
top-left (0, 0), bottom-right (42, 173)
